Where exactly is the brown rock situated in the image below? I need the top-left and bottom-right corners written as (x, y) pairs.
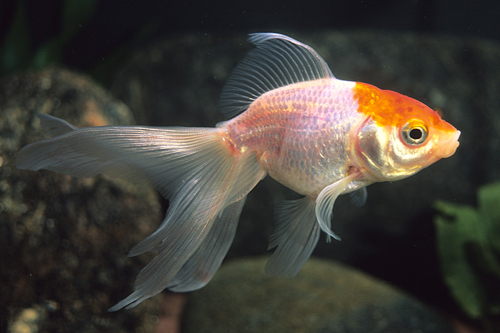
top-left (1, 68), bottom-right (163, 332)
top-left (183, 257), bottom-right (456, 333)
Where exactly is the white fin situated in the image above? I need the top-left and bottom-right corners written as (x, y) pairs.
top-left (17, 115), bottom-right (266, 311)
top-left (219, 32), bottom-right (335, 118)
top-left (126, 148), bottom-right (264, 258)
top-left (166, 197), bottom-right (246, 292)
top-left (265, 197), bottom-right (320, 278)
top-left (315, 173), bottom-right (360, 242)
top-left (37, 113), bottom-right (79, 137)
top-left (349, 187), bottom-right (367, 207)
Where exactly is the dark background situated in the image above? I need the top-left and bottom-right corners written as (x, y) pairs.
top-left (1, 0), bottom-right (499, 78)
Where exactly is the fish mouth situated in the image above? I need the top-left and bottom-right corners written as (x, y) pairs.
top-left (435, 130), bottom-right (461, 158)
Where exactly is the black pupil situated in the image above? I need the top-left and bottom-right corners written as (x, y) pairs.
top-left (409, 128), bottom-right (422, 140)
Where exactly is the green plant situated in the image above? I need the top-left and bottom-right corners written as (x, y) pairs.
top-left (1, 1), bottom-right (159, 85)
top-left (435, 182), bottom-right (500, 325)
top-left (1, 0), bottom-right (97, 77)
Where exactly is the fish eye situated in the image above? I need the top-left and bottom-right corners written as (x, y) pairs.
top-left (402, 122), bottom-right (428, 145)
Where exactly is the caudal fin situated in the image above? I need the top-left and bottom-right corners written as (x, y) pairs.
top-left (17, 114), bottom-right (266, 311)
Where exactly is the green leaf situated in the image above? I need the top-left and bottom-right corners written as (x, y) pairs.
top-left (479, 182), bottom-right (500, 257)
top-left (435, 200), bottom-right (485, 318)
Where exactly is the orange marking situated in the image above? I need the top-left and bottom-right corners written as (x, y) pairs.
top-left (352, 82), bottom-right (455, 132)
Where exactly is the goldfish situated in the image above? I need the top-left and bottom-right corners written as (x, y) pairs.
top-left (16, 33), bottom-right (460, 311)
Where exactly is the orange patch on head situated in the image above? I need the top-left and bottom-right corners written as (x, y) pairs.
top-left (352, 82), bottom-right (454, 132)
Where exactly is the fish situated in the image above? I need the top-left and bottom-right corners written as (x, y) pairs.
top-left (16, 33), bottom-right (460, 311)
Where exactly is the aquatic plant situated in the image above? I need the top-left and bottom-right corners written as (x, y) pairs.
top-left (1, 1), bottom-right (159, 85)
top-left (434, 182), bottom-right (500, 325)
top-left (0, 0), bottom-right (97, 77)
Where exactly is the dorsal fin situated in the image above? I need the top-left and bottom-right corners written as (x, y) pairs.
top-left (219, 33), bottom-right (335, 118)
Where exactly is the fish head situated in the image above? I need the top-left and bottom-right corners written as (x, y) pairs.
top-left (352, 83), bottom-right (460, 181)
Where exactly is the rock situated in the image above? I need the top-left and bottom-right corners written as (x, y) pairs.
top-left (110, 31), bottom-right (495, 309)
top-left (8, 306), bottom-right (47, 333)
top-left (183, 257), bottom-right (455, 333)
top-left (0, 69), bottom-right (163, 332)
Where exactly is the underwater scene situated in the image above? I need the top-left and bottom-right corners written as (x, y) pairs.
top-left (1, 0), bottom-right (499, 332)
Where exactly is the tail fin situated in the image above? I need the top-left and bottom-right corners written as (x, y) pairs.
top-left (17, 114), bottom-right (266, 310)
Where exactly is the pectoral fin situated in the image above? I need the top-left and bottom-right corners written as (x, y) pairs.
top-left (349, 187), bottom-right (367, 207)
top-left (315, 173), bottom-right (360, 242)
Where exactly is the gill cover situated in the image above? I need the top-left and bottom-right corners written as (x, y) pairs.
top-left (355, 118), bottom-right (435, 181)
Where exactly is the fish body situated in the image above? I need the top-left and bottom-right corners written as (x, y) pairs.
top-left (223, 78), bottom-right (364, 198)
top-left (222, 77), bottom-right (458, 198)
top-left (16, 33), bottom-right (460, 311)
